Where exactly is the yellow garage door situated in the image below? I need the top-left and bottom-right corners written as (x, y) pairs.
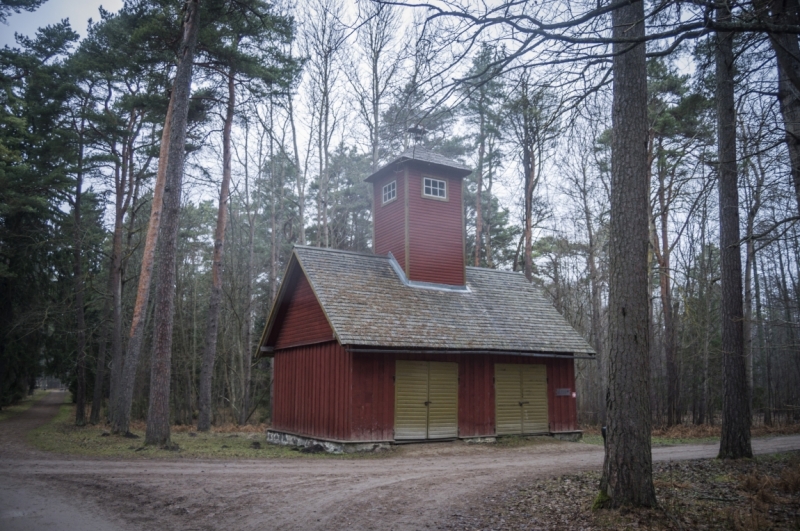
top-left (495, 364), bottom-right (549, 435)
top-left (395, 361), bottom-right (458, 440)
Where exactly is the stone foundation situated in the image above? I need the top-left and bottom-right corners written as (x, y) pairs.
top-left (266, 430), bottom-right (391, 454)
top-left (552, 431), bottom-right (583, 442)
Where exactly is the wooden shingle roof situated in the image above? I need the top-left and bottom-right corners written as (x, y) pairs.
top-left (266, 246), bottom-right (594, 355)
top-left (364, 147), bottom-right (472, 183)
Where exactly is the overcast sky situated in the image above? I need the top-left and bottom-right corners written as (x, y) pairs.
top-left (0, 0), bottom-right (123, 48)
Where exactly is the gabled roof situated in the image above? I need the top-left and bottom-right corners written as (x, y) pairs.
top-left (365, 146), bottom-right (472, 183)
top-left (261, 246), bottom-right (595, 355)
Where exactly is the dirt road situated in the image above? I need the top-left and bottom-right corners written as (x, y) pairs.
top-left (2, 391), bottom-right (799, 531)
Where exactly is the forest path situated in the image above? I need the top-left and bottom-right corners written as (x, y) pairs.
top-left (2, 390), bottom-right (799, 531)
top-left (0, 391), bottom-right (136, 531)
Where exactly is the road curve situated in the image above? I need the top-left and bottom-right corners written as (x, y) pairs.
top-left (1, 391), bottom-right (798, 531)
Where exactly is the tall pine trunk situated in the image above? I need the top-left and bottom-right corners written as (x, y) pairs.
top-left (716, 4), bottom-right (753, 459)
top-left (111, 100), bottom-right (174, 434)
top-left (144, 0), bottom-right (202, 447)
top-left (762, 0), bottom-right (800, 213)
top-left (474, 108), bottom-right (485, 267)
top-left (73, 126), bottom-right (87, 427)
top-left (90, 286), bottom-right (112, 425)
top-left (198, 65), bottom-right (235, 432)
top-left (600, 0), bottom-right (656, 507)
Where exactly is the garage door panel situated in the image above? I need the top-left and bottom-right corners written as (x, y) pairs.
top-left (496, 363), bottom-right (549, 435)
top-left (395, 361), bottom-right (458, 440)
top-left (495, 364), bottom-right (522, 435)
top-left (522, 365), bottom-right (549, 433)
top-left (428, 362), bottom-right (458, 439)
top-left (395, 361), bottom-right (428, 440)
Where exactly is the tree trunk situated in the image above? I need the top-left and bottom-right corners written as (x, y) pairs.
top-left (754, 250), bottom-right (770, 425)
top-left (288, 91), bottom-right (305, 245)
top-left (652, 160), bottom-right (680, 427)
top-left (73, 129), bottom-right (87, 427)
top-left (763, 0), bottom-right (800, 213)
top-left (111, 98), bottom-right (174, 435)
top-left (484, 144), bottom-right (494, 268)
top-left (144, 0), bottom-right (202, 447)
top-left (474, 107), bottom-right (485, 267)
top-left (239, 194), bottom-right (256, 426)
top-left (716, 4), bottom-right (753, 459)
top-left (582, 169), bottom-right (605, 424)
top-left (600, 0), bottom-right (656, 507)
top-left (198, 65), bottom-right (235, 432)
top-left (90, 291), bottom-right (111, 425)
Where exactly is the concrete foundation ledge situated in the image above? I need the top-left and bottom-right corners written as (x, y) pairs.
top-left (266, 430), bottom-right (391, 454)
top-left (552, 431), bottom-right (583, 442)
top-left (463, 436), bottom-right (497, 444)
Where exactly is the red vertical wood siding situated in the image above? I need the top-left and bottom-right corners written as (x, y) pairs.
top-left (273, 347), bottom-right (576, 442)
top-left (346, 353), bottom-right (576, 440)
top-left (272, 341), bottom-right (352, 440)
top-left (407, 169), bottom-right (465, 285)
top-left (351, 354), bottom-right (395, 441)
top-left (458, 355), bottom-right (495, 436)
top-left (546, 357), bottom-right (578, 432)
top-left (274, 273), bottom-right (334, 349)
top-left (372, 171), bottom-right (406, 268)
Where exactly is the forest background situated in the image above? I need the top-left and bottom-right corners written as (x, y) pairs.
top-left (1, 0), bottom-right (798, 437)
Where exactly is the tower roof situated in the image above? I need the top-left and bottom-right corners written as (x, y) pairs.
top-left (365, 146), bottom-right (471, 183)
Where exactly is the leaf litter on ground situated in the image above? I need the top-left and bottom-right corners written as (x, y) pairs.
top-left (438, 451), bottom-right (800, 531)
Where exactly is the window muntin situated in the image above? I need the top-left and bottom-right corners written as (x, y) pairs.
top-left (423, 177), bottom-right (446, 199)
top-left (382, 180), bottom-right (397, 204)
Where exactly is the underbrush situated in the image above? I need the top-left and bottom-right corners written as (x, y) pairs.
top-left (27, 403), bottom-right (337, 460)
top-left (442, 452), bottom-right (800, 530)
top-left (0, 389), bottom-right (47, 422)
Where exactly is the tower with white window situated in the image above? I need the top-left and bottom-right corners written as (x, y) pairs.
top-left (365, 147), bottom-right (471, 287)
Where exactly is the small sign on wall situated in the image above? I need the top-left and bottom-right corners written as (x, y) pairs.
top-left (556, 388), bottom-right (571, 397)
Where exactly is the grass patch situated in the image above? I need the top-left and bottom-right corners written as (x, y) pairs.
top-left (580, 424), bottom-right (740, 447)
top-left (495, 434), bottom-right (564, 448)
top-left (27, 403), bottom-right (350, 460)
top-left (0, 389), bottom-right (47, 422)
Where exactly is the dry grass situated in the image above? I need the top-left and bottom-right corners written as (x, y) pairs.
top-left (126, 419), bottom-right (269, 434)
top-left (652, 422), bottom-right (800, 439)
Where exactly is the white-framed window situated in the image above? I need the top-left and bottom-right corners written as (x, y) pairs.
top-left (423, 177), bottom-right (447, 199)
top-left (382, 180), bottom-right (397, 204)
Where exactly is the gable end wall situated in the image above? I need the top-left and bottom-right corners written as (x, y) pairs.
top-left (274, 273), bottom-right (334, 350)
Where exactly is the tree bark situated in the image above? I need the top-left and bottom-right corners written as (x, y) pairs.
top-left (198, 64), bottom-right (235, 432)
top-left (484, 143), bottom-right (494, 268)
top-left (144, 0), bottom-right (202, 447)
top-left (288, 90), bottom-right (305, 245)
top-left (716, 4), bottom-right (753, 460)
top-left (762, 0), bottom-right (800, 213)
top-left (474, 106), bottom-right (485, 267)
top-left (73, 125), bottom-right (87, 427)
top-left (108, 112), bottom-right (140, 426)
top-left (111, 98), bottom-right (174, 434)
top-left (90, 290), bottom-right (111, 425)
top-left (600, 0), bottom-right (657, 507)
top-left (655, 167), bottom-right (679, 427)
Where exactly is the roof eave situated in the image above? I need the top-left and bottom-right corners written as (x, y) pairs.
top-left (365, 156), bottom-right (472, 183)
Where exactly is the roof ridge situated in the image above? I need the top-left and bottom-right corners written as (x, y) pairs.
top-left (466, 266), bottom-right (524, 275)
top-left (294, 245), bottom-right (388, 260)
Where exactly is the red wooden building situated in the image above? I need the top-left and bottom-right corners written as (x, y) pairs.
top-left (258, 147), bottom-right (594, 451)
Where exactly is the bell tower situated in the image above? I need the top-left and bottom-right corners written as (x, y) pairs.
top-left (366, 147), bottom-right (472, 286)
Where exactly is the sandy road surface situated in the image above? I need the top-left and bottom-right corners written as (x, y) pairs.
top-left (2, 391), bottom-right (799, 531)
